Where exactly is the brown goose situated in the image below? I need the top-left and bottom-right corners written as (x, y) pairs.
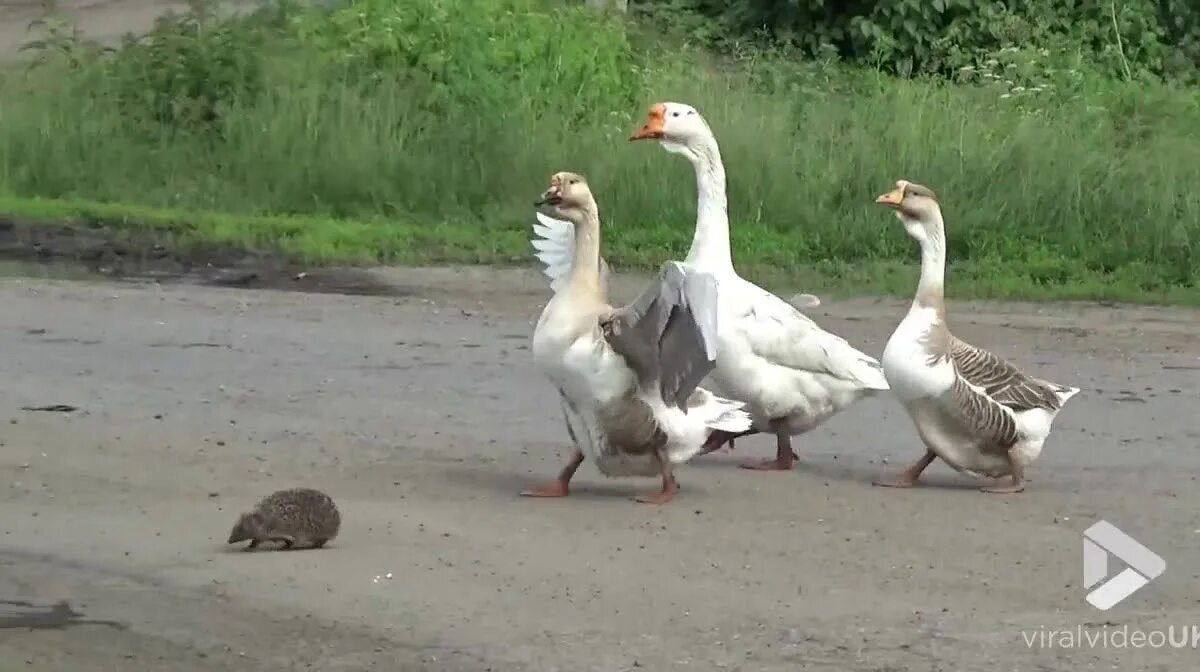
top-left (525, 171), bottom-right (751, 504)
top-left (873, 180), bottom-right (1080, 493)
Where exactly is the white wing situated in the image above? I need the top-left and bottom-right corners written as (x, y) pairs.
top-left (731, 281), bottom-right (888, 390)
top-left (531, 211), bottom-right (610, 293)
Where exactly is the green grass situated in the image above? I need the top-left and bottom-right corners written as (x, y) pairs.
top-left (0, 0), bottom-right (1197, 304)
top-left (2, 193), bottom-right (1196, 305)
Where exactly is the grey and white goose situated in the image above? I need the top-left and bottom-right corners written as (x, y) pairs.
top-left (873, 180), bottom-right (1080, 494)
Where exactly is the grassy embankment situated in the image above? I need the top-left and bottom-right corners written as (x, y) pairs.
top-left (0, 0), bottom-right (1197, 303)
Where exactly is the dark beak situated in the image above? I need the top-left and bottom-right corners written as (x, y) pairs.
top-left (534, 189), bottom-right (562, 207)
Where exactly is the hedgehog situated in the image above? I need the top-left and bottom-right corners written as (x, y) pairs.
top-left (227, 488), bottom-right (340, 551)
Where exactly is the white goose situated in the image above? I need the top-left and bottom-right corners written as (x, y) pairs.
top-left (629, 102), bottom-right (888, 471)
top-left (872, 180), bottom-right (1080, 493)
top-left (525, 171), bottom-right (752, 504)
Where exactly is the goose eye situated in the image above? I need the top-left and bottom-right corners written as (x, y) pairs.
top-left (569, 179), bottom-right (579, 185)
top-left (671, 111), bottom-right (680, 118)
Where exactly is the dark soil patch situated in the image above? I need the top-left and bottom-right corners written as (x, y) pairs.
top-left (0, 216), bottom-right (411, 297)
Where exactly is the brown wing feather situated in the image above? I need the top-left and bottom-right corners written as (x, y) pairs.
top-left (947, 376), bottom-right (1021, 452)
top-left (561, 385), bottom-right (661, 458)
top-left (594, 396), bottom-right (665, 456)
top-left (949, 337), bottom-right (1063, 412)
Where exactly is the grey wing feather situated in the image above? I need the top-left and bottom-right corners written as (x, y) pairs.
top-left (949, 337), bottom-right (1063, 412)
top-left (603, 262), bottom-right (719, 411)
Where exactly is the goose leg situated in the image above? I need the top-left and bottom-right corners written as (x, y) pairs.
top-left (698, 428), bottom-right (758, 455)
top-left (725, 437), bottom-right (798, 459)
top-left (981, 449), bottom-right (1025, 494)
top-left (520, 449), bottom-right (585, 498)
top-left (634, 448), bottom-right (678, 505)
top-left (739, 419), bottom-right (794, 471)
top-left (727, 437), bottom-right (795, 457)
top-left (873, 451), bottom-right (936, 488)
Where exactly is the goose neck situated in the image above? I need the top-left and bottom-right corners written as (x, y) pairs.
top-left (566, 204), bottom-right (604, 296)
top-left (913, 213), bottom-right (947, 314)
top-left (683, 137), bottom-right (733, 271)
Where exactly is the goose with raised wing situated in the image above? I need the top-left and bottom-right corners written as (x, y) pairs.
top-left (628, 102), bottom-right (888, 471)
top-left (872, 180), bottom-right (1080, 493)
top-left (524, 171), bottom-right (752, 504)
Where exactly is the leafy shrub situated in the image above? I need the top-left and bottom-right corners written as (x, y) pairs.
top-left (634, 0), bottom-right (1200, 83)
top-left (17, 0), bottom-right (644, 135)
top-left (97, 0), bottom-right (286, 133)
top-left (288, 0), bottom-right (644, 122)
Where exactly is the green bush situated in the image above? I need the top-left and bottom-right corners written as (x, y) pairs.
top-left (635, 0), bottom-right (1200, 82)
top-left (102, 0), bottom-right (285, 132)
top-left (289, 0), bottom-right (643, 120)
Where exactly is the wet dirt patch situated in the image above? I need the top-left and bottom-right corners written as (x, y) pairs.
top-left (0, 216), bottom-right (411, 297)
top-left (0, 600), bottom-right (125, 631)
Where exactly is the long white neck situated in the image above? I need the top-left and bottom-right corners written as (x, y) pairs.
top-left (911, 211), bottom-right (947, 314)
top-left (565, 202), bottom-right (603, 298)
top-left (682, 136), bottom-right (734, 272)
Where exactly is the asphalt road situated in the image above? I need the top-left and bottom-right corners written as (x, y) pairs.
top-left (0, 266), bottom-right (1197, 671)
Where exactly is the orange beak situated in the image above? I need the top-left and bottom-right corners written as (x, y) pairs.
top-left (629, 103), bottom-right (666, 141)
top-left (875, 181), bottom-right (907, 209)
